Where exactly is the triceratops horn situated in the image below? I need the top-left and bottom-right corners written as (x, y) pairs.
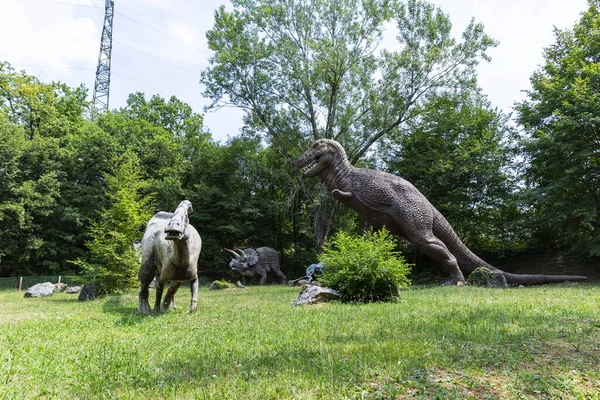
top-left (235, 248), bottom-right (247, 258)
top-left (224, 248), bottom-right (241, 258)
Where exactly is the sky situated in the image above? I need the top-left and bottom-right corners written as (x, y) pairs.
top-left (0, 0), bottom-right (590, 142)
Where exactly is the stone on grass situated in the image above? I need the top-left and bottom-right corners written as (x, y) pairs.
top-left (466, 267), bottom-right (509, 288)
top-left (78, 283), bottom-right (100, 301)
top-left (54, 282), bottom-right (68, 292)
top-left (235, 281), bottom-right (246, 289)
top-left (66, 286), bottom-right (81, 294)
top-left (292, 285), bottom-right (341, 306)
top-left (24, 282), bottom-right (55, 298)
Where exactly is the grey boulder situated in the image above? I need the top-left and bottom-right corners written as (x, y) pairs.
top-left (24, 282), bottom-right (55, 298)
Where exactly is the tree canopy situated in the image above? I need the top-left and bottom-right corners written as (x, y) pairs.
top-left (516, 0), bottom-right (600, 257)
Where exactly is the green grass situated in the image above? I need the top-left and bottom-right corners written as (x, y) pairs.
top-left (1, 283), bottom-right (599, 399)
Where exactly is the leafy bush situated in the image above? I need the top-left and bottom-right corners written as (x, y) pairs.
top-left (319, 229), bottom-right (411, 303)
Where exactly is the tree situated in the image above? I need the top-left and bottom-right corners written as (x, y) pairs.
top-left (516, 0), bottom-right (600, 257)
top-left (201, 0), bottom-right (497, 249)
top-left (0, 63), bottom-right (92, 275)
top-left (97, 93), bottom-right (211, 211)
top-left (72, 152), bottom-right (153, 293)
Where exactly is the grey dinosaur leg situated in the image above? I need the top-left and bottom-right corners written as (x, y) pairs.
top-left (154, 280), bottom-right (166, 313)
top-left (162, 282), bottom-right (182, 310)
top-left (412, 234), bottom-right (465, 285)
top-left (188, 276), bottom-right (198, 313)
top-left (138, 265), bottom-right (155, 314)
top-left (258, 271), bottom-right (267, 285)
top-left (273, 269), bottom-right (287, 284)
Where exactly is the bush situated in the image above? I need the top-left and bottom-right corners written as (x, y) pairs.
top-left (319, 228), bottom-right (411, 303)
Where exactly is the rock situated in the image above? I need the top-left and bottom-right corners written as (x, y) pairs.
top-left (78, 283), bottom-right (100, 301)
top-left (66, 286), bottom-right (81, 294)
top-left (24, 282), bottom-right (55, 298)
top-left (235, 281), bottom-right (246, 289)
top-left (292, 285), bottom-right (341, 306)
top-left (466, 267), bottom-right (509, 288)
top-left (54, 282), bottom-right (68, 292)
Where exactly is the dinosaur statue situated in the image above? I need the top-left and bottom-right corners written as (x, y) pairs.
top-left (297, 139), bottom-right (587, 286)
top-left (138, 200), bottom-right (202, 313)
top-left (225, 247), bottom-right (286, 285)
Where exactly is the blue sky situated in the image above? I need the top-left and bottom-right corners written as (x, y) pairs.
top-left (0, 0), bottom-right (589, 142)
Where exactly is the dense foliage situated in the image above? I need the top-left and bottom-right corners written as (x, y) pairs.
top-left (319, 229), bottom-right (412, 302)
top-left (1, 0), bottom-right (599, 283)
top-left (516, 0), bottom-right (600, 258)
top-left (70, 152), bottom-right (153, 293)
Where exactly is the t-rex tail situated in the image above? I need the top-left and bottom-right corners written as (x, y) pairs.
top-left (437, 215), bottom-right (588, 285)
top-left (501, 272), bottom-right (587, 285)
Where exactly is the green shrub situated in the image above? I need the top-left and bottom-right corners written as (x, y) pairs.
top-left (319, 228), bottom-right (411, 303)
top-left (210, 280), bottom-right (234, 290)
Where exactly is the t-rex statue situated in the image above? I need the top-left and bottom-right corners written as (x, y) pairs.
top-left (297, 139), bottom-right (587, 286)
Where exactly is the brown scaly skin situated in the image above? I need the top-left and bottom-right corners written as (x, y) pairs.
top-left (298, 139), bottom-right (587, 286)
top-left (138, 200), bottom-right (202, 313)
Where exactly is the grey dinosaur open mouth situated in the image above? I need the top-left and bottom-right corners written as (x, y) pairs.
top-left (165, 229), bottom-right (183, 240)
top-left (302, 159), bottom-right (317, 173)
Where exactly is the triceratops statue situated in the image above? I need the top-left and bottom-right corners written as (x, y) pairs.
top-left (225, 247), bottom-right (286, 285)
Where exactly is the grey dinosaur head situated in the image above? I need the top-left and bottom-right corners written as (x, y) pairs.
top-left (297, 139), bottom-right (347, 177)
top-left (225, 248), bottom-right (248, 272)
top-left (164, 200), bottom-right (193, 241)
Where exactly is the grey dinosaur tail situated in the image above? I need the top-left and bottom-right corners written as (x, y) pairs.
top-left (433, 211), bottom-right (588, 285)
top-left (502, 272), bottom-right (587, 285)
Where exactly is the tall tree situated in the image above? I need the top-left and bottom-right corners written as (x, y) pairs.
top-left (72, 152), bottom-right (153, 293)
top-left (96, 93), bottom-right (210, 211)
top-left (0, 63), bottom-right (94, 275)
top-left (201, 0), bottom-right (496, 249)
top-left (516, 0), bottom-right (600, 257)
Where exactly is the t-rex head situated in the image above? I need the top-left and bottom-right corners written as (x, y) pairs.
top-left (297, 139), bottom-right (347, 178)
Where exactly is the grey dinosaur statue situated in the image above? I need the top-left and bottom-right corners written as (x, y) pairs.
top-left (297, 139), bottom-right (587, 286)
top-left (138, 200), bottom-right (202, 313)
top-left (225, 247), bottom-right (286, 285)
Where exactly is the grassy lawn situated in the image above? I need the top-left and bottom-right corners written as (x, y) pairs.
top-left (1, 282), bottom-right (599, 399)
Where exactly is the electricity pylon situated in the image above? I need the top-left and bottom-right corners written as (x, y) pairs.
top-left (92, 0), bottom-right (115, 113)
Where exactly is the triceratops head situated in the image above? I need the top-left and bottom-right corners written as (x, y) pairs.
top-left (225, 248), bottom-right (259, 273)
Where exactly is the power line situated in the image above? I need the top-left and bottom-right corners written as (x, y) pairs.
top-left (37, 0), bottom-right (102, 8)
top-left (115, 12), bottom-right (208, 55)
top-left (8, 63), bottom-right (95, 71)
top-left (111, 71), bottom-right (164, 94)
top-left (114, 40), bottom-right (201, 78)
top-left (0, 29), bottom-right (96, 38)
top-left (36, 0), bottom-right (209, 55)
top-left (1, 28), bottom-right (201, 78)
